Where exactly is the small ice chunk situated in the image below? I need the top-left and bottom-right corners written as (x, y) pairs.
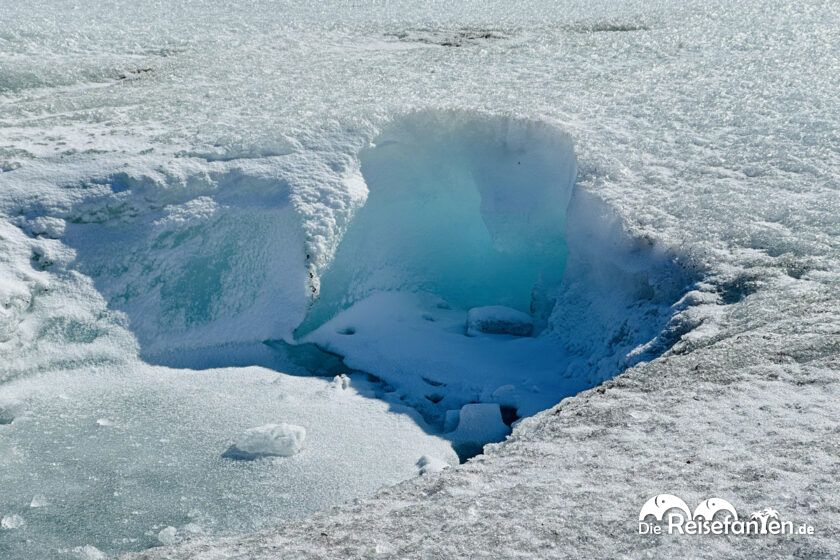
top-left (30, 495), bottom-right (48, 508)
top-left (1, 514), bottom-right (25, 529)
top-left (225, 423), bottom-right (306, 460)
top-left (466, 306), bottom-right (533, 337)
top-left (0, 398), bottom-right (24, 425)
top-left (0, 160), bottom-right (22, 172)
top-left (157, 526), bottom-right (178, 546)
top-left (72, 545), bottom-right (107, 560)
top-left (331, 374), bottom-right (350, 390)
top-left (417, 455), bottom-right (450, 475)
top-left (448, 403), bottom-right (510, 445)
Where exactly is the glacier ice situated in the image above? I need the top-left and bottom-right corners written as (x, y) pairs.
top-left (1, 0), bottom-right (837, 558)
top-left (29, 495), bottom-right (48, 509)
top-left (0, 111), bottom-right (700, 559)
top-left (0, 398), bottom-right (23, 425)
top-left (299, 113), bottom-right (576, 332)
top-left (447, 403), bottom-right (511, 460)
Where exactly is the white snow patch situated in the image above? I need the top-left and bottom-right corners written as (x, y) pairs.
top-left (1, 514), bottom-right (25, 529)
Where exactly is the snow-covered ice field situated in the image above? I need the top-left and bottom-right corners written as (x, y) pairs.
top-left (1, 0), bottom-right (839, 558)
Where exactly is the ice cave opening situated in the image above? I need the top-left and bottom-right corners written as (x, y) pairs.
top-left (299, 114), bottom-right (577, 333)
top-left (297, 112), bottom-right (697, 460)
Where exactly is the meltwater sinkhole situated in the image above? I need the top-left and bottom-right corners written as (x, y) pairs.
top-left (1, 112), bottom-right (701, 557)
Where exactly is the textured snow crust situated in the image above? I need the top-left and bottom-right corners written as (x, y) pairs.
top-left (128, 295), bottom-right (840, 559)
top-left (0, 0), bottom-right (838, 558)
top-left (0, 365), bottom-right (456, 557)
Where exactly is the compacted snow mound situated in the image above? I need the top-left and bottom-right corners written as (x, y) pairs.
top-left (225, 423), bottom-right (307, 460)
top-left (59, 168), bottom-right (310, 360)
top-left (72, 545), bottom-right (107, 560)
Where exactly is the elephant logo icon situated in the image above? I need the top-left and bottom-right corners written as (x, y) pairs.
top-left (693, 498), bottom-right (738, 521)
top-left (640, 495), bottom-right (740, 523)
top-left (639, 494), bottom-right (693, 521)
